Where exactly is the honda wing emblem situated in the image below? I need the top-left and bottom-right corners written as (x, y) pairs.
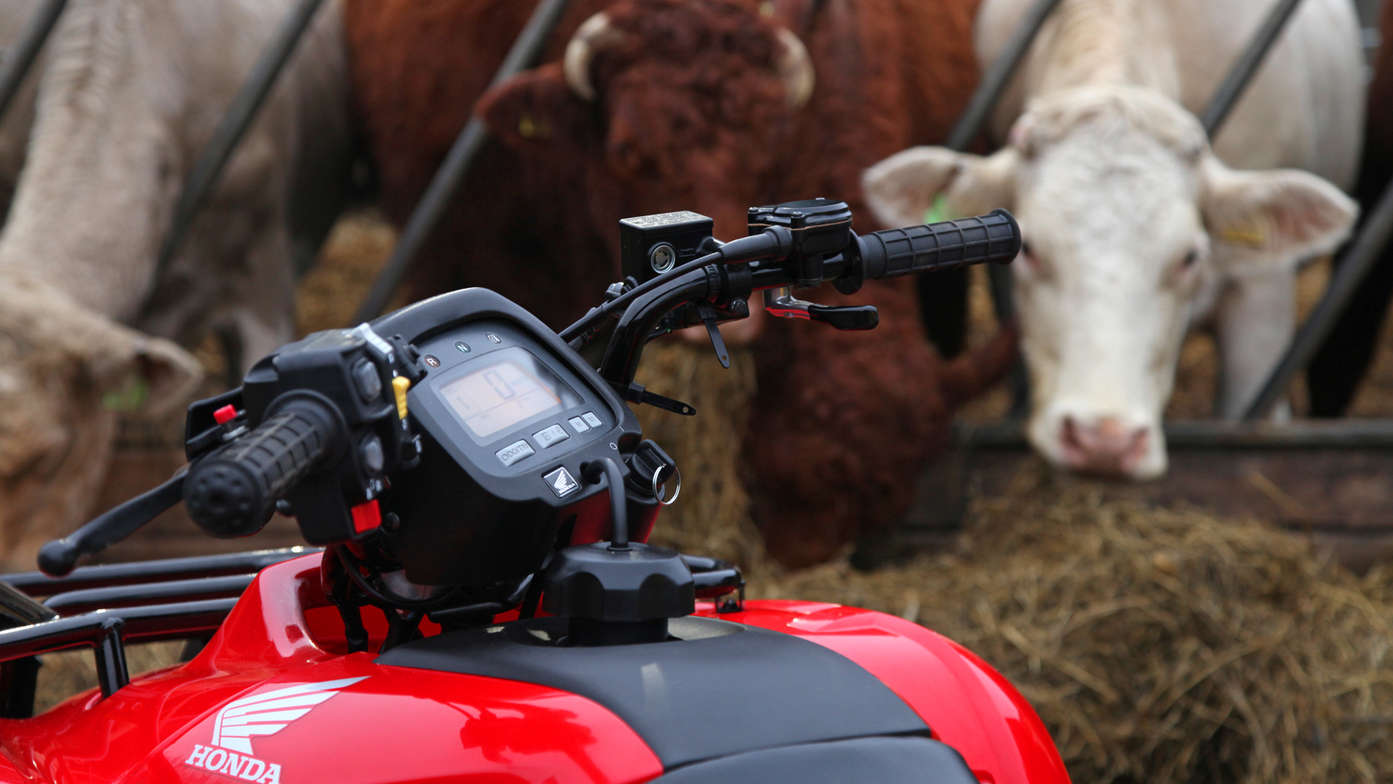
top-left (211, 676), bottom-right (368, 754)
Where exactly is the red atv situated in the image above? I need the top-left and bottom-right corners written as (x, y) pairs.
top-left (0, 200), bottom-right (1068, 783)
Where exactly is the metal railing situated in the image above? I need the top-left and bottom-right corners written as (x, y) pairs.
top-left (2, 0), bottom-right (1390, 448)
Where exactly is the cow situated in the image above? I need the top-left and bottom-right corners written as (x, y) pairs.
top-left (0, 0), bottom-right (356, 571)
top-left (345, 0), bottom-right (1006, 567)
top-left (1306, 0), bottom-right (1393, 416)
top-left (864, 0), bottom-right (1361, 479)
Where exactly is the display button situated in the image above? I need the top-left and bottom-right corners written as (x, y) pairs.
top-left (568, 416), bottom-right (590, 433)
top-left (533, 424), bottom-right (569, 448)
top-left (582, 411), bottom-right (602, 429)
top-left (496, 440), bottom-right (535, 467)
top-left (352, 359), bottom-right (382, 403)
top-left (544, 466), bottom-right (580, 497)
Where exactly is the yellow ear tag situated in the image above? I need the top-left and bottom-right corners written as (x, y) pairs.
top-left (1219, 224), bottom-right (1267, 248)
top-left (924, 195), bottom-right (953, 225)
top-left (518, 114), bottom-right (548, 140)
top-left (392, 376), bottom-right (411, 420)
top-left (102, 375), bottom-right (150, 412)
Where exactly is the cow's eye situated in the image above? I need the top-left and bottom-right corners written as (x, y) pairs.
top-left (1168, 247), bottom-right (1203, 286)
top-left (1019, 240), bottom-right (1045, 274)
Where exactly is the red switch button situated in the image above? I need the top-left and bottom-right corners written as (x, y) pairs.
top-left (351, 500), bottom-right (381, 534)
top-left (213, 404), bottom-right (238, 425)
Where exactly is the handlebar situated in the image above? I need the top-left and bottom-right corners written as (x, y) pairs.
top-left (183, 398), bottom-right (340, 538)
top-left (581, 206), bottom-right (1022, 388)
top-left (857, 210), bottom-right (1019, 279)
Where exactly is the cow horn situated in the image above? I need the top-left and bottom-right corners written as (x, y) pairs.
top-left (564, 12), bottom-right (626, 101)
top-left (775, 28), bottom-right (814, 108)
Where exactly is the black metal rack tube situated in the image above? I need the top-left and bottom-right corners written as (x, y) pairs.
top-left (44, 574), bottom-right (255, 615)
top-left (0, 0), bottom-right (66, 125)
top-left (2, 547), bottom-right (317, 596)
top-left (352, 0), bottom-right (572, 322)
top-left (0, 598), bottom-right (237, 697)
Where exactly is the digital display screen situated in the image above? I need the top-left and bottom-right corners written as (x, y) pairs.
top-left (437, 347), bottom-right (580, 439)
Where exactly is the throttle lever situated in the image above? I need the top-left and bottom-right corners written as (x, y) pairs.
top-left (764, 287), bottom-right (879, 330)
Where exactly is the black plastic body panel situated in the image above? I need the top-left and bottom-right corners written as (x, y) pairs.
top-left (655, 736), bottom-right (979, 783)
top-left (377, 616), bottom-right (930, 770)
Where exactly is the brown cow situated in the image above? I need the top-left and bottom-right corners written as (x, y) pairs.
top-left (345, 0), bottom-right (1001, 567)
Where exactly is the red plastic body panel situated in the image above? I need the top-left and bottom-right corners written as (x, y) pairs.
top-left (0, 554), bottom-right (1068, 784)
top-left (695, 601), bottom-right (1070, 784)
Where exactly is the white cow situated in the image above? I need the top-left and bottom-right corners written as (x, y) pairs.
top-left (864, 0), bottom-right (1361, 479)
top-left (0, 0), bottom-right (354, 570)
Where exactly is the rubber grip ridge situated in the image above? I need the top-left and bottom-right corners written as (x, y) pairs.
top-left (859, 209), bottom-right (1020, 280)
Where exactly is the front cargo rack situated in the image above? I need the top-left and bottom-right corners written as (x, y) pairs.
top-left (0, 547), bottom-right (318, 717)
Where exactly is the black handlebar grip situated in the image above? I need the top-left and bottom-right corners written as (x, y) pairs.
top-left (183, 400), bottom-right (338, 538)
top-left (858, 208), bottom-right (1021, 280)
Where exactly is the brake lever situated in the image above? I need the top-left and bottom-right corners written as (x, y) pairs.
top-left (763, 287), bottom-right (879, 330)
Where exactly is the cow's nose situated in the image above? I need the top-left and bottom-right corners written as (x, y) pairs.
top-left (1058, 414), bottom-right (1150, 476)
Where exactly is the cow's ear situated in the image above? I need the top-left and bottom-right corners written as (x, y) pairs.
top-left (862, 146), bottom-right (1019, 228)
top-left (478, 63), bottom-right (592, 158)
top-left (86, 325), bottom-right (203, 416)
top-left (1200, 156), bottom-right (1357, 266)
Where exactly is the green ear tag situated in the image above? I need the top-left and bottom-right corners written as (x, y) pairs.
top-left (102, 376), bottom-right (150, 413)
top-left (924, 195), bottom-right (953, 224)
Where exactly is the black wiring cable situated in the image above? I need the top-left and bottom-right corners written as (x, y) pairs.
top-left (332, 545), bottom-right (465, 612)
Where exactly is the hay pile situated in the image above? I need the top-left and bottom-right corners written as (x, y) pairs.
top-left (635, 339), bottom-right (765, 567)
top-left (296, 211), bottom-right (398, 334)
top-left (30, 642), bottom-right (184, 714)
top-left (762, 465), bottom-right (1393, 783)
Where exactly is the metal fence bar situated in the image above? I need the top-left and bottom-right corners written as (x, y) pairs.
top-left (353, 0), bottom-right (572, 322)
top-left (942, 0), bottom-right (1063, 417)
top-left (152, 0), bottom-right (325, 284)
top-left (1201, 0), bottom-right (1306, 135)
top-left (944, 0), bottom-right (1064, 152)
top-left (948, 0), bottom-right (1064, 328)
top-left (0, 0), bottom-right (66, 125)
top-left (1241, 180), bottom-right (1393, 420)
top-left (956, 417), bottom-right (1393, 450)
